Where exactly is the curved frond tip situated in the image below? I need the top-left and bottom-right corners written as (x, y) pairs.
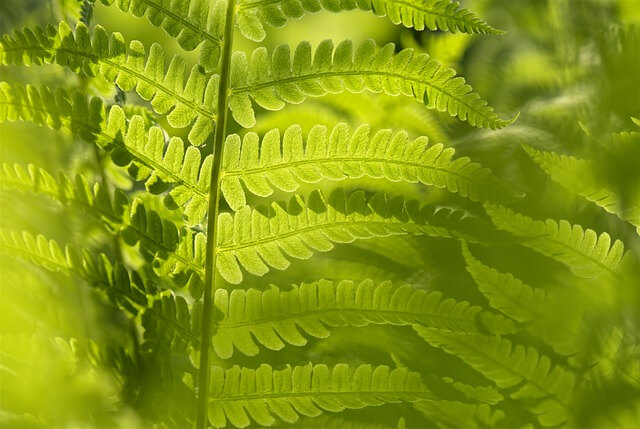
top-left (229, 39), bottom-right (517, 129)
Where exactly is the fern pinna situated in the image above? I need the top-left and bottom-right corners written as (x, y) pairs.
top-left (1, 0), bottom-right (639, 428)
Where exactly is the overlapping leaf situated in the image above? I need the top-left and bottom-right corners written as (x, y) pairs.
top-left (524, 144), bottom-right (640, 234)
top-left (215, 188), bottom-right (491, 283)
top-left (415, 328), bottom-right (576, 427)
top-left (228, 39), bottom-right (516, 129)
top-left (462, 242), bottom-right (581, 356)
top-left (0, 84), bottom-right (211, 224)
top-left (0, 229), bottom-right (150, 314)
top-left (236, 0), bottom-right (504, 42)
top-left (90, 0), bottom-right (225, 71)
top-left (0, 22), bottom-right (218, 145)
top-left (212, 279), bottom-right (515, 358)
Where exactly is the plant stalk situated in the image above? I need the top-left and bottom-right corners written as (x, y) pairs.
top-left (195, 0), bottom-right (236, 427)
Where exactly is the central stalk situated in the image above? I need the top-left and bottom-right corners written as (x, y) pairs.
top-left (195, 0), bottom-right (236, 427)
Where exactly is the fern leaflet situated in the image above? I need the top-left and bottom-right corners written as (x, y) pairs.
top-left (236, 0), bottom-right (504, 42)
top-left (415, 327), bottom-right (576, 427)
top-left (484, 204), bottom-right (629, 279)
top-left (0, 83), bottom-right (212, 225)
top-left (221, 123), bottom-right (511, 210)
top-left (216, 188), bottom-right (490, 283)
top-left (207, 363), bottom-right (431, 428)
top-left (228, 39), bottom-right (516, 129)
top-left (89, 0), bottom-right (226, 71)
top-left (212, 279), bottom-right (515, 358)
top-left (523, 144), bottom-right (640, 234)
top-left (0, 23), bottom-right (219, 145)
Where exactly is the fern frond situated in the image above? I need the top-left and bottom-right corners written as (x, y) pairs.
top-left (462, 242), bottom-right (581, 356)
top-left (216, 188), bottom-right (490, 284)
top-left (221, 123), bottom-right (511, 210)
top-left (0, 23), bottom-right (218, 145)
top-left (461, 242), bottom-right (546, 324)
top-left (484, 204), bottom-right (629, 279)
top-left (212, 279), bottom-right (515, 358)
top-left (0, 229), bottom-right (150, 314)
top-left (0, 162), bottom-right (126, 227)
top-left (236, 0), bottom-right (504, 42)
top-left (0, 162), bottom-right (205, 287)
top-left (523, 144), bottom-right (640, 234)
top-left (415, 328), bottom-right (576, 427)
top-left (89, 0), bottom-right (225, 71)
top-left (440, 377), bottom-right (504, 405)
top-left (207, 363), bottom-right (431, 428)
top-left (414, 399), bottom-right (505, 429)
top-left (0, 227), bottom-right (199, 352)
top-left (142, 293), bottom-right (198, 353)
top-left (0, 84), bottom-right (211, 225)
top-left (228, 39), bottom-right (516, 129)
top-left (123, 199), bottom-right (206, 284)
top-left (276, 415), bottom-right (401, 429)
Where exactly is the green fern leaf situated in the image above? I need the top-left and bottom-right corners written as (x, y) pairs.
top-left (415, 328), bottom-right (576, 427)
top-left (0, 162), bottom-right (126, 226)
top-left (0, 162), bottom-right (206, 289)
top-left (0, 229), bottom-right (150, 314)
top-left (0, 228), bottom-right (198, 350)
top-left (212, 279), bottom-right (515, 358)
top-left (462, 242), bottom-right (582, 356)
top-left (461, 242), bottom-right (546, 324)
top-left (440, 377), bottom-right (504, 405)
top-left (229, 39), bottom-right (516, 129)
top-left (275, 415), bottom-right (402, 429)
top-left (414, 399), bottom-right (505, 429)
top-left (207, 363), bottom-right (431, 428)
top-left (523, 144), bottom-right (640, 234)
top-left (0, 23), bottom-right (218, 145)
top-left (89, 0), bottom-right (225, 71)
top-left (142, 293), bottom-right (198, 353)
top-left (123, 198), bottom-right (206, 284)
top-left (484, 204), bottom-right (629, 279)
top-left (221, 123), bottom-right (511, 210)
top-left (0, 84), bottom-right (211, 225)
top-left (236, 0), bottom-right (504, 42)
top-left (215, 188), bottom-right (489, 284)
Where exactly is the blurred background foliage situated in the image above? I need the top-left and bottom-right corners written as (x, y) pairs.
top-left (1, 0), bottom-right (639, 428)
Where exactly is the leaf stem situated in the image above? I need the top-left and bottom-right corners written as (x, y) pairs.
top-left (195, 0), bottom-right (236, 427)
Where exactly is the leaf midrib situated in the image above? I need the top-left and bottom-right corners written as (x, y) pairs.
top-left (217, 218), bottom-right (451, 252)
top-left (223, 155), bottom-right (485, 187)
top-left (209, 388), bottom-right (431, 403)
top-left (217, 306), bottom-right (479, 330)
